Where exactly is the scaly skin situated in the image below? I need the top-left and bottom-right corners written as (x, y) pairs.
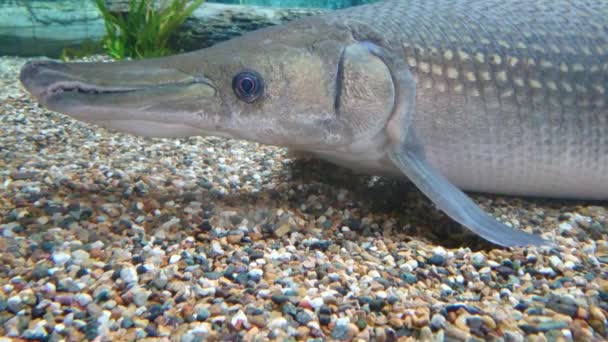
top-left (321, 0), bottom-right (608, 198)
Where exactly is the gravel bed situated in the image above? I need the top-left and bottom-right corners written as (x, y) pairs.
top-left (1, 55), bottom-right (607, 341)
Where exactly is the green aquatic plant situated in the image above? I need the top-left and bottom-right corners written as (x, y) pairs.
top-left (94, 0), bottom-right (205, 59)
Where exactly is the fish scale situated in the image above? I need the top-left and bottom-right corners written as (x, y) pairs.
top-left (324, 0), bottom-right (608, 198)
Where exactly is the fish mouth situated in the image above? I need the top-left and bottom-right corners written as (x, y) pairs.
top-left (19, 59), bottom-right (219, 137)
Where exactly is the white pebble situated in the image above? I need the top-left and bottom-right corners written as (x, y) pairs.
top-left (52, 252), bottom-right (71, 266)
top-left (230, 310), bottom-right (248, 328)
top-left (120, 266), bottom-right (138, 284)
top-left (268, 317), bottom-right (287, 330)
top-left (199, 288), bottom-right (215, 297)
top-left (71, 250), bottom-right (89, 261)
top-left (131, 287), bottom-right (150, 307)
top-left (310, 297), bottom-right (324, 310)
top-left (75, 293), bottom-right (92, 306)
top-left (211, 241), bottom-right (224, 255)
top-left (169, 254), bottom-right (182, 264)
top-left (558, 222), bottom-right (574, 233)
top-left (336, 317), bottom-right (350, 326)
top-left (433, 246), bottom-right (447, 257)
top-left (549, 255), bottom-right (564, 270)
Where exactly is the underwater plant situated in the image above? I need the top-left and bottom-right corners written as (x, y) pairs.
top-left (94, 0), bottom-right (205, 59)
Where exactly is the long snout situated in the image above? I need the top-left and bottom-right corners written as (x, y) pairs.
top-left (19, 57), bottom-right (221, 138)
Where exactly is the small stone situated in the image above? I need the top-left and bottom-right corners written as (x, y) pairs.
top-left (75, 293), bottom-right (93, 306)
top-left (227, 231), bottom-right (244, 244)
top-left (153, 270), bottom-right (168, 289)
top-left (271, 294), bottom-right (289, 305)
top-left (427, 254), bottom-right (445, 266)
top-left (7, 295), bottom-right (22, 313)
top-left (52, 252), bottom-right (71, 266)
top-left (131, 287), bottom-right (150, 307)
top-left (590, 306), bottom-right (607, 322)
top-left (181, 322), bottom-right (211, 342)
top-left (120, 266), bottom-right (138, 284)
top-left (230, 310), bottom-right (248, 329)
top-left (268, 317), bottom-right (287, 330)
top-left (20, 289), bottom-right (36, 306)
top-left (430, 313), bottom-right (446, 330)
top-left (247, 269), bottom-right (263, 282)
top-left (197, 307), bottom-right (211, 321)
top-left (296, 309), bottom-right (314, 325)
top-left (274, 224), bottom-right (291, 237)
top-left (72, 250), bottom-right (90, 261)
top-left (471, 252), bottom-right (485, 267)
top-left (330, 323), bottom-right (359, 340)
top-left (169, 254), bottom-right (182, 264)
top-left (547, 295), bottom-right (578, 317)
top-left (21, 325), bottom-right (48, 340)
top-left (549, 255), bottom-right (564, 271)
top-left (210, 241), bottom-right (224, 256)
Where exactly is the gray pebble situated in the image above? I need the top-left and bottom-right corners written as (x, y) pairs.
top-left (75, 293), bottom-right (93, 306)
top-left (6, 296), bottom-right (22, 313)
top-left (120, 266), bottom-right (138, 285)
top-left (131, 287), bottom-right (150, 307)
top-left (52, 252), bottom-right (71, 266)
top-left (21, 325), bottom-right (48, 340)
top-left (430, 313), bottom-right (446, 330)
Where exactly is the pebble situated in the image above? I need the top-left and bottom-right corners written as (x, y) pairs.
top-left (169, 254), bottom-right (182, 264)
top-left (75, 293), bottom-right (93, 306)
top-left (72, 249), bottom-right (90, 261)
top-left (268, 317), bottom-right (288, 330)
top-left (230, 310), bottom-right (248, 329)
top-left (52, 252), bottom-right (71, 266)
top-left (130, 287), bottom-right (150, 307)
top-left (6, 296), bottom-right (22, 313)
top-left (120, 266), bottom-right (139, 285)
top-left (430, 313), bottom-right (446, 330)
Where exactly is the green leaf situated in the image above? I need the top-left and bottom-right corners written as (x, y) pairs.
top-left (95, 0), bottom-right (205, 60)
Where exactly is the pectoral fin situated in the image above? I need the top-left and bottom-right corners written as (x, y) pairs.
top-left (389, 142), bottom-right (549, 247)
top-left (359, 41), bottom-right (549, 247)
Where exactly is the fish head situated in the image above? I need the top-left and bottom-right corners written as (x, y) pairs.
top-left (20, 18), bottom-right (396, 150)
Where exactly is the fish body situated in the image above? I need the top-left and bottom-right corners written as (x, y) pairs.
top-left (19, 0), bottom-right (608, 246)
top-left (313, 0), bottom-right (608, 198)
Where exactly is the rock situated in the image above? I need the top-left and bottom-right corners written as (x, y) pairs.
top-left (268, 317), bottom-right (288, 330)
top-left (181, 323), bottom-right (211, 342)
top-left (6, 296), bottom-right (22, 313)
top-left (197, 307), bottom-right (211, 321)
top-left (120, 266), bottom-right (138, 285)
top-left (547, 295), bottom-right (578, 317)
top-left (19, 289), bottom-right (36, 306)
top-left (72, 249), bottom-right (90, 262)
top-left (169, 254), bottom-right (182, 264)
top-left (296, 309), bottom-right (314, 325)
top-left (131, 287), bottom-right (150, 307)
top-left (426, 254), bottom-right (445, 266)
top-left (75, 293), bottom-right (93, 306)
top-left (330, 323), bottom-right (359, 340)
top-left (230, 310), bottom-right (248, 329)
top-left (52, 252), bottom-right (71, 266)
top-left (430, 313), bottom-right (446, 330)
top-left (21, 325), bottom-right (48, 340)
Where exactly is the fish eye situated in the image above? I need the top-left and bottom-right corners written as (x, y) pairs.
top-left (232, 70), bottom-right (264, 103)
